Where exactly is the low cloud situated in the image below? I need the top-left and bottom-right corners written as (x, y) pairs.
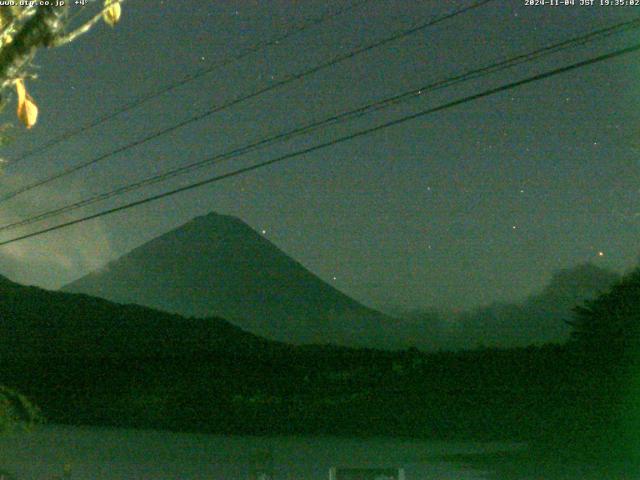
top-left (0, 171), bottom-right (113, 289)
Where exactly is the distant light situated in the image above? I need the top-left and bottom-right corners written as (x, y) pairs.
top-left (332, 276), bottom-right (337, 281)
top-left (261, 230), bottom-right (266, 235)
top-left (512, 225), bottom-right (517, 230)
top-left (598, 251), bottom-right (604, 257)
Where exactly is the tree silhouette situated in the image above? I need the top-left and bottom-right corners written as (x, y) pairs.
top-left (0, 1), bottom-right (122, 430)
top-left (0, 1), bottom-right (122, 132)
top-left (0, 386), bottom-right (41, 432)
top-left (569, 267), bottom-right (640, 362)
top-left (567, 267), bottom-right (640, 459)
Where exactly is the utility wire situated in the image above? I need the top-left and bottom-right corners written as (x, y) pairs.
top-left (0, 16), bottom-right (638, 233)
top-left (0, 0), bottom-right (494, 204)
top-left (0, 40), bottom-right (637, 247)
top-left (8, 0), bottom-right (371, 166)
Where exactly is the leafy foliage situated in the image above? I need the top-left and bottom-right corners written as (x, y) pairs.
top-left (569, 268), bottom-right (640, 360)
top-left (0, 1), bottom-right (123, 135)
top-left (103, 0), bottom-right (122, 27)
top-left (562, 267), bottom-right (640, 460)
top-left (0, 385), bottom-right (41, 432)
top-left (14, 78), bottom-right (36, 128)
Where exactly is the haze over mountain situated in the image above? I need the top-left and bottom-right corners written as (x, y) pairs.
top-left (63, 212), bottom-right (399, 348)
top-left (396, 263), bottom-right (621, 351)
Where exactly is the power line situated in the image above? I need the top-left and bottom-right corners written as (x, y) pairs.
top-left (1, 40), bottom-right (637, 247)
top-left (0, 0), bottom-right (494, 204)
top-left (0, 16), bottom-right (638, 233)
top-left (8, 0), bottom-right (371, 166)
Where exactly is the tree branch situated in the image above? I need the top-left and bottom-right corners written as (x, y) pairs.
top-left (51, 0), bottom-right (125, 48)
top-left (0, 6), bottom-right (65, 90)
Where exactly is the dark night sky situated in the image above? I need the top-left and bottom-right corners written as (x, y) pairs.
top-left (0, 0), bottom-right (636, 311)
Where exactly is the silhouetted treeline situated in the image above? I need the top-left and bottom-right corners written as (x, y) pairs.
top-left (2, 344), bottom-right (585, 439)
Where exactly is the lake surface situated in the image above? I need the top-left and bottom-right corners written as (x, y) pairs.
top-left (0, 425), bottom-right (519, 480)
top-left (2, 425), bottom-right (637, 479)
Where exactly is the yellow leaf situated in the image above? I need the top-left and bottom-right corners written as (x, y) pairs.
top-left (103, 0), bottom-right (121, 27)
top-left (15, 79), bottom-right (38, 129)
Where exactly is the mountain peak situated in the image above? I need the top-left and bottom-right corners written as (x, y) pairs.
top-left (63, 214), bottom-right (397, 348)
top-left (192, 211), bottom-right (241, 223)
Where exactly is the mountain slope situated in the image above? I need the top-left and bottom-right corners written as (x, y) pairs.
top-left (63, 212), bottom-right (399, 348)
top-left (0, 273), bottom-right (269, 359)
